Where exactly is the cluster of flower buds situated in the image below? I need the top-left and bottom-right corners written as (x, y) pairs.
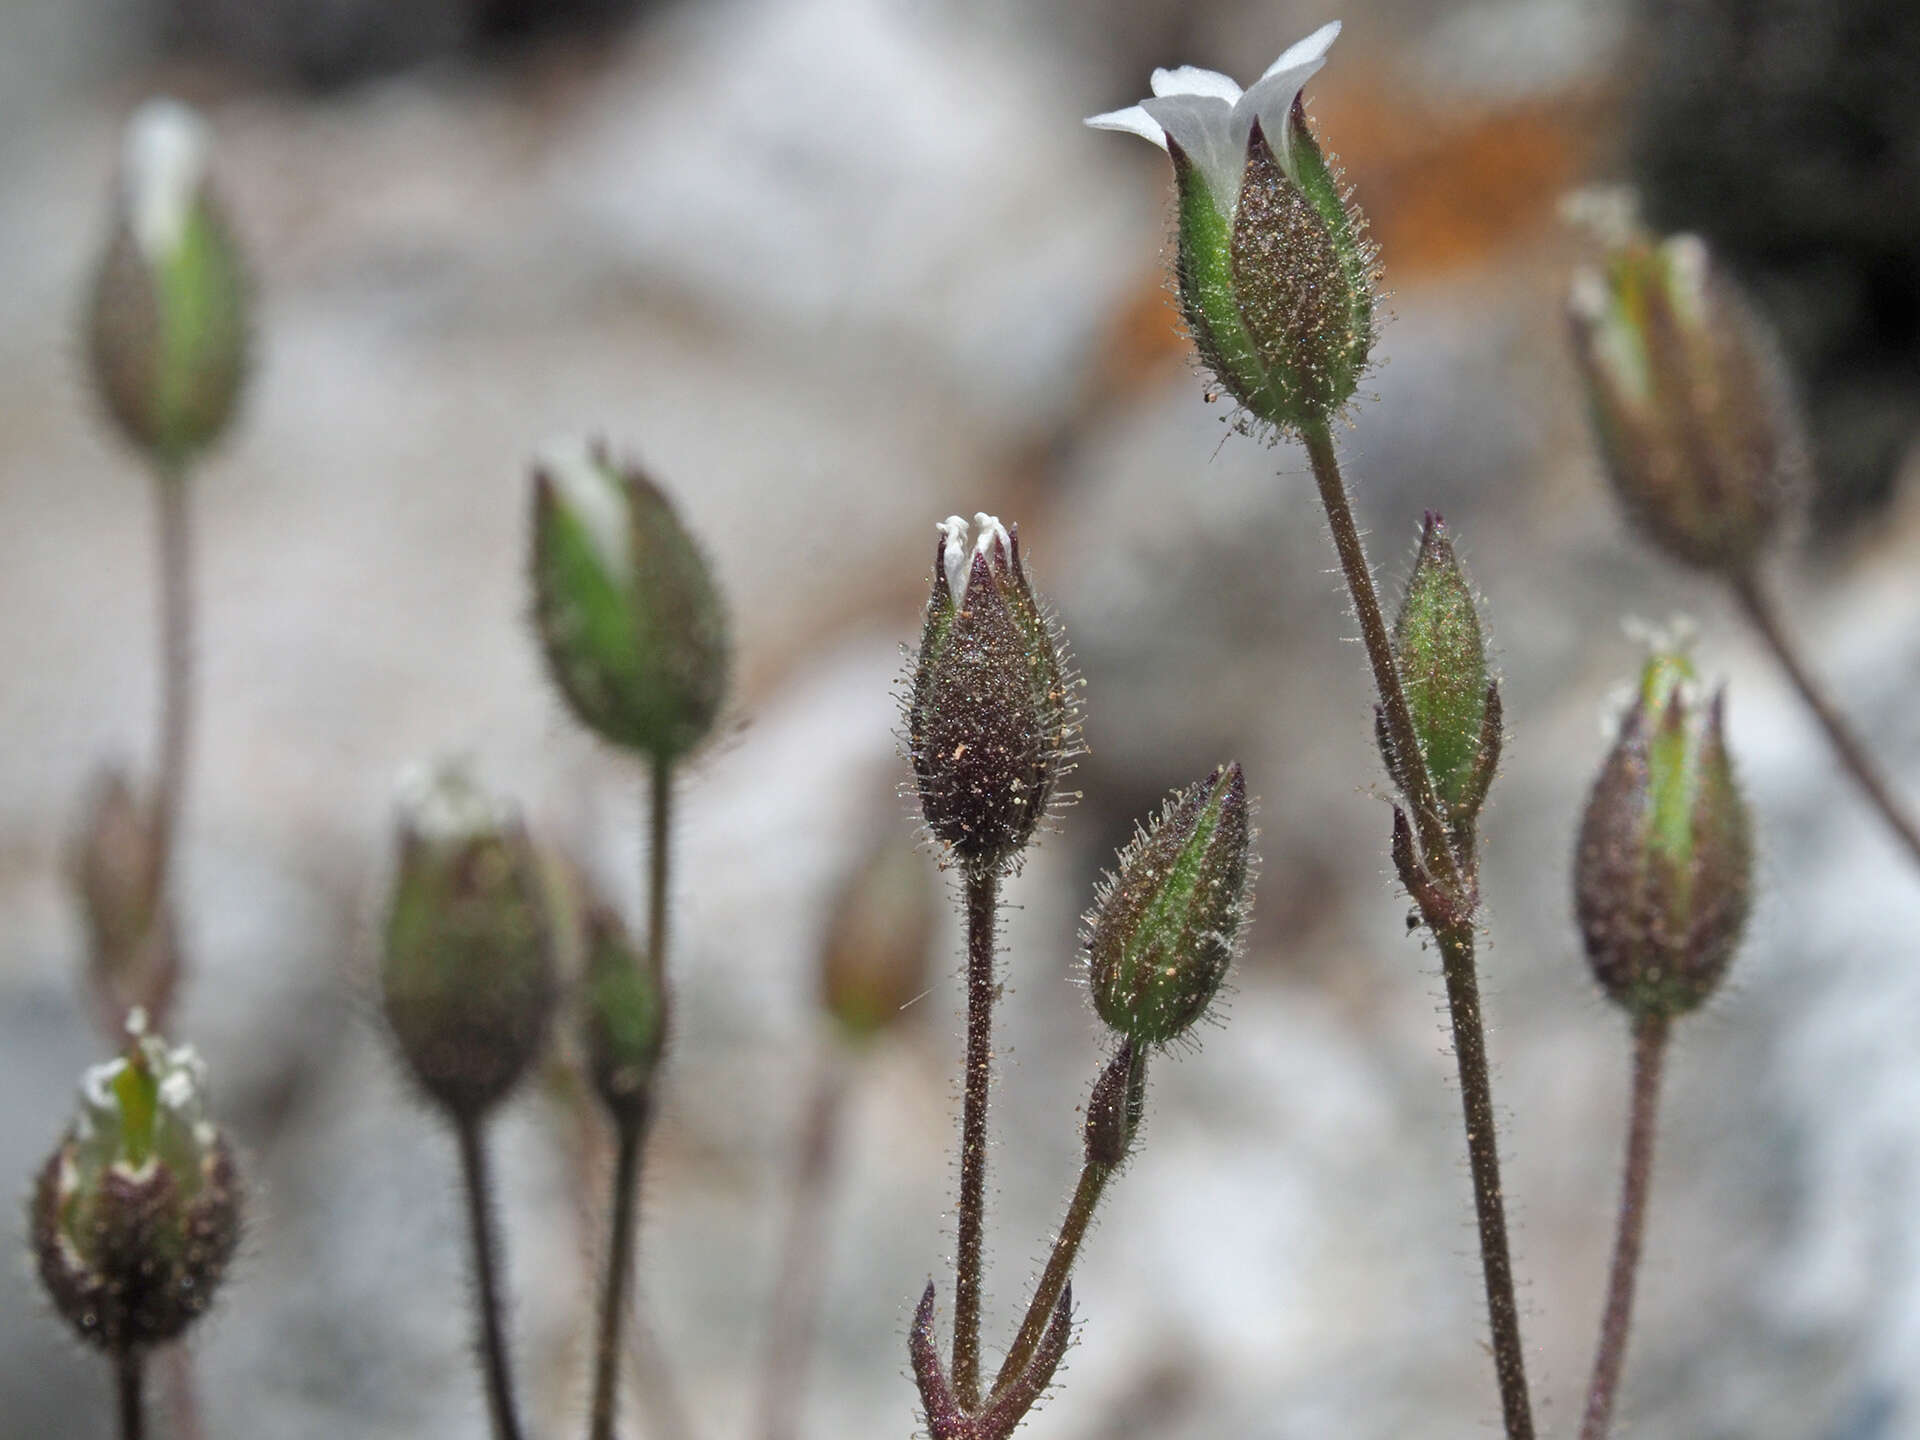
top-left (579, 900), bottom-right (668, 1128)
top-left (89, 99), bottom-right (249, 466)
top-left (1087, 22), bottom-right (1376, 435)
top-left (1575, 645), bottom-right (1753, 1018)
top-left (68, 768), bottom-right (179, 1032)
top-left (531, 440), bottom-right (731, 763)
top-left (908, 515), bottom-right (1076, 876)
top-left (1382, 514), bottom-right (1502, 840)
top-left (31, 1017), bottom-right (241, 1352)
top-left (1086, 764), bottom-right (1252, 1049)
top-left (1568, 231), bottom-right (1806, 576)
top-left (818, 838), bottom-right (937, 1043)
top-left (381, 766), bottom-right (557, 1120)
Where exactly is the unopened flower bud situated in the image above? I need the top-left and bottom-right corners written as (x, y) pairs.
top-left (381, 766), bottom-right (556, 1119)
top-left (581, 903), bottom-right (667, 1127)
top-left (30, 1022), bottom-right (241, 1351)
top-left (1568, 233), bottom-right (1805, 574)
top-left (1083, 1040), bottom-right (1147, 1170)
top-left (88, 99), bottom-right (249, 465)
top-left (818, 839), bottom-right (937, 1041)
top-left (1575, 650), bottom-right (1753, 1017)
top-left (1383, 514), bottom-right (1500, 822)
top-left (908, 515), bottom-right (1075, 874)
top-left (1087, 764), bottom-right (1253, 1047)
top-left (68, 768), bottom-right (180, 1031)
top-left (1086, 23), bottom-right (1376, 433)
top-left (531, 440), bottom-right (731, 762)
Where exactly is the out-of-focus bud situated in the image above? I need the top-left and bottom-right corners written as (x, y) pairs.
top-left (818, 839), bottom-right (937, 1042)
top-left (908, 515), bottom-right (1075, 875)
top-left (88, 99), bottom-right (249, 466)
top-left (1568, 232), bottom-right (1805, 574)
top-left (1383, 514), bottom-right (1500, 823)
top-left (30, 1020), bottom-right (242, 1351)
top-left (68, 768), bottom-right (180, 1031)
top-left (1087, 765), bottom-right (1253, 1047)
top-left (530, 440), bottom-right (731, 763)
top-left (1085, 24), bottom-right (1376, 434)
top-left (381, 766), bottom-right (556, 1119)
top-left (1083, 1040), bottom-right (1147, 1170)
top-left (580, 903), bottom-right (666, 1127)
top-left (1574, 649), bottom-right (1753, 1018)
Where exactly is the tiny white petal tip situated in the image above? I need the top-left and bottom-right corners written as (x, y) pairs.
top-left (539, 436), bottom-right (633, 581)
top-left (394, 762), bottom-right (511, 842)
top-left (1084, 105), bottom-right (1168, 150)
top-left (123, 97), bottom-right (212, 264)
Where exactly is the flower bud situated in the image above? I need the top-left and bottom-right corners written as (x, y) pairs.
top-left (1568, 233), bottom-right (1805, 574)
top-left (88, 99), bottom-right (249, 465)
top-left (1086, 24), bottom-right (1376, 433)
top-left (68, 768), bottom-right (180, 1031)
top-left (1574, 651), bottom-right (1753, 1018)
top-left (818, 839), bottom-right (936, 1041)
top-left (1383, 514), bottom-right (1500, 821)
top-left (1087, 764), bottom-right (1253, 1047)
top-left (30, 1022), bottom-right (242, 1351)
top-left (531, 440), bottom-right (731, 762)
top-left (907, 515), bottom-right (1075, 875)
top-left (1083, 1040), bottom-right (1147, 1170)
top-left (580, 902), bottom-right (667, 1127)
top-left (381, 766), bottom-right (556, 1119)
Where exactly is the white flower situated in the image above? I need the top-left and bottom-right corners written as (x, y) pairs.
top-left (938, 513), bottom-right (1012, 604)
top-left (1084, 21), bottom-right (1341, 214)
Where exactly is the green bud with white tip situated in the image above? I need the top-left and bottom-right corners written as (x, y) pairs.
top-left (531, 441), bottom-right (731, 763)
top-left (580, 902), bottom-right (667, 1127)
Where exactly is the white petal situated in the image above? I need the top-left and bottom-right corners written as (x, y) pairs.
top-left (540, 436), bottom-right (633, 582)
top-left (123, 97), bottom-right (212, 264)
top-left (939, 515), bottom-right (972, 600)
top-left (972, 513), bottom-right (1011, 572)
top-left (1084, 105), bottom-right (1167, 151)
top-left (1140, 93), bottom-right (1241, 215)
top-left (1260, 20), bottom-right (1342, 82)
top-left (1150, 65), bottom-right (1242, 103)
top-left (1236, 22), bottom-right (1341, 177)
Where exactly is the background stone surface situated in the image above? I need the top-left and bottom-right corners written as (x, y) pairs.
top-left (3, 1), bottom-right (1918, 1437)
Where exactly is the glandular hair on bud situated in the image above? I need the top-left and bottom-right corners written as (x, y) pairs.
top-left (1389, 514), bottom-right (1493, 816)
top-left (1574, 652), bottom-right (1752, 1018)
top-left (89, 99), bottom-right (249, 465)
top-left (531, 440), bottom-right (731, 763)
top-left (31, 1029), bottom-right (242, 1350)
top-left (819, 838), bottom-right (937, 1041)
top-left (1087, 764), bottom-right (1253, 1047)
top-left (1568, 233), bottom-right (1805, 574)
top-left (381, 765), bottom-right (557, 1119)
top-left (581, 903), bottom-right (667, 1127)
top-left (908, 514), bottom-right (1076, 875)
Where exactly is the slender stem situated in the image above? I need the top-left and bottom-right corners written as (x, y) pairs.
top-left (992, 1160), bottom-right (1109, 1399)
top-left (952, 865), bottom-right (999, 1410)
top-left (590, 1117), bottom-right (647, 1440)
top-left (1436, 922), bottom-right (1535, 1440)
top-left (455, 1116), bottom-right (525, 1440)
top-left (160, 1344), bottom-right (205, 1440)
top-left (1300, 423), bottom-right (1465, 901)
top-left (115, 1348), bottom-right (145, 1440)
top-left (648, 753), bottom-right (674, 982)
top-left (1731, 569), bottom-right (1920, 869)
top-left (1580, 1012), bottom-right (1670, 1440)
top-left (757, 1053), bottom-right (849, 1440)
top-left (150, 465), bottom-right (193, 896)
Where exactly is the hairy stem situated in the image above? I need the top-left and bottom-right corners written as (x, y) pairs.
top-left (992, 1160), bottom-right (1109, 1399)
top-left (1732, 569), bottom-right (1920, 869)
top-left (116, 1348), bottom-right (145, 1440)
top-left (1300, 423), bottom-right (1465, 902)
top-left (953, 865), bottom-right (999, 1409)
top-left (455, 1117), bottom-right (525, 1440)
top-left (757, 1053), bottom-right (849, 1440)
top-left (1579, 1012), bottom-right (1670, 1440)
top-left (151, 464), bottom-right (193, 898)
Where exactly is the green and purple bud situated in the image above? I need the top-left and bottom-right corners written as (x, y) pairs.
top-left (818, 839), bottom-right (937, 1042)
top-left (1087, 764), bottom-right (1253, 1047)
top-left (1083, 1039), bottom-right (1148, 1170)
top-left (907, 514), bottom-right (1075, 875)
top-left (1382, 514), bottom-right (1501, 825)
top-left (1086, 22), bottom-right (1376, 434)
top-left (1574, 648), bottom-right (1753, 1018)
top-left (531, 440), bottom-right (731, 762)
top-left (580, 902), bottom-right (667, 1127)
top-left (88, 99), bottom-right (249, 466)
top-left (31, 1019), bottom-right (242, 1351)
top-left (381, 766), bottom-right (557, 1119)
top-left (1568, 233), bottom-right (1805, 575)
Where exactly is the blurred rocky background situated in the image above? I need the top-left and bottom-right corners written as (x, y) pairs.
top-left (3, 0), bottom-right (1919, 1437)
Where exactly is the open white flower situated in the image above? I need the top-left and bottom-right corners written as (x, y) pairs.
top-left (1085, 21), bottom-right (1341, 214)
